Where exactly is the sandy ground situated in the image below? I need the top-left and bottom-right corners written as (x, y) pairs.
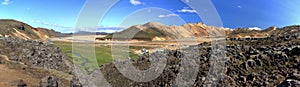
top-left (0, 55), bottom-right (40, 87)
top-left (50, 35), bottom-right (106, 42)
top-left (0, 65), bottom-right (41, 87)
top-left (0, 53), bottom-right (73, 87)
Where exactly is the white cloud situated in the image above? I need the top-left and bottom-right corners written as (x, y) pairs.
top-left (158, 14), bottom-right (179, 18)
top-left (237, 6), bottom-right (242, 8)
top-left (249, 27), bottom-right (262, 30)
top-left (177, 8), bottom-right (197, 13)
top-left (1, 0), bottom-right (11, 5)
top-left (130, 0), bottom-right (142, 6)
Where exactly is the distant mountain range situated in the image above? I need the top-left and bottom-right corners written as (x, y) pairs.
top-left (227, 26), bottom-right (300, 38)
top-left (64, 31), bottom-right (110, 35)
top-left (1, 19), bottom-right (299, 41)
top-left (0, 19), bottom-right (62, 40)
top-left (102, 22), bottom-right (300, 41)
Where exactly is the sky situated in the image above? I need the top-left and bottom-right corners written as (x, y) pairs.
top-left (0, 0), bottom-right (300, 33)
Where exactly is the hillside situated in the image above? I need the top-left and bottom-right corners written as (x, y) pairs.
top-left (227, 26), bottom-right (300, 38)
top-left (0, 19), bottom-right (62, 40)
top-left (101, 22), bottom-right (300, 41)
top-left (103, 22), bottom-right (227, 41)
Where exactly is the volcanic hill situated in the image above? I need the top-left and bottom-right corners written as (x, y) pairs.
top-left (103, 22), bottom-right (227, 41)
top-left (0, 19), bottom-right (62, 40)
top-left (102, 22), bottom-right (300, 41)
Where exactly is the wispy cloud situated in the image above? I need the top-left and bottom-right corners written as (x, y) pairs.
top-left (1, 0), bottom-right (11, 5)
top-left (177, 7), bottom-right (197, 13)
top-left (158, 14), bottom-right (179, 18)
top-left (237, 5), bottom-right (242, 8)
top-left (249, 27), bottom-right (262, 30)
top-left (28, 20), bottom-right (73, 29)
top-left (130, 0), bottom-right (142, 6)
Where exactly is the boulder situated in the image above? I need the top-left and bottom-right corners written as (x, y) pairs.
top-left (70, 77), bottom-right (82, 87)
top-left (277, 79), bottom-right (300, 87)
top-left (291, 46), bottom-right (300, 56)
top-left (17, 80), bottom-right (27, 87)
top-left (40, 76), bottom-right (62, 87)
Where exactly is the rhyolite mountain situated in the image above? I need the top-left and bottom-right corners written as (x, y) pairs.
top-left (0, 19), bottom-right (62, 40)
top-left (102, 22), bottom-right (300, 41)
top-left (103, 22), bottom-right (228, 41)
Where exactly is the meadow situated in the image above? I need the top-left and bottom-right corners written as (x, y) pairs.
top-left (53, 41), bottom-right (139, 66)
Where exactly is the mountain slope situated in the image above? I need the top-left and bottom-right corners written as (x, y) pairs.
top-left (104, 22), bottom-right (228, 41)
top-left (0, 19), bottom-right (62, 40)
top-left (227, 25), bottom-right (300, 38)
top-left (103, 22), bottom-right (300, 41)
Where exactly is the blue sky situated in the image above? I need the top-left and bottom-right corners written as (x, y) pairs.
top-left (0, 0), bottom-right (300, 33)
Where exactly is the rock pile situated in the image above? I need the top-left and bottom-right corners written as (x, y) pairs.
top-left (101, 37), bottom-right (300, 86)
top-left (0, 38), bottom-right (82, 87)
top-left (40, 76), bottom-right (63, 87)
top-left (0, 38), bottom-right (70, 73)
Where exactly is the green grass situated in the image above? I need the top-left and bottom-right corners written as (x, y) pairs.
top-left (53, 41), bottom-right (139, 66)
top-left (54, 41), bottom-right (140, 74)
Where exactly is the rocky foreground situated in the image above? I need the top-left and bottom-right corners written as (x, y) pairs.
top-left (101, 35), bottom-right (300, 86)
top-left (0, 38), bottom-right (81, 87)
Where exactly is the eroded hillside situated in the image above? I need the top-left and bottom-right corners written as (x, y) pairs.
top-left (0, 19), bottom-right (62, 40)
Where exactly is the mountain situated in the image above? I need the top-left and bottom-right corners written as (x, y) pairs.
top-left (0, 19), bottom-right (62, 40)
top-left (65, 31), bottom-right (110, 35)
top-left (102, 22), bottom-right (300, 41)
top-left (103, 22), bottom-right (228, 41)
top-left (227, 25), bottom-right (300, 38)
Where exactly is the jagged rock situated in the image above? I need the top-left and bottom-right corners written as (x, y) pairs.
top-left (254, 58), bottom-right (262, 66)
top-left (277, 79), bottom-right (300, 87)
top-left (17, 80), bottom-right (27, 87)
top-left (0, 58), bottom-right (3, 64)
top-left (70, 77), bottom-right (82, 87)
top-left (40, 76), bottom-right (62, 87)
top-left (173, 50), bottom-right (183, 58)
top-left (99, 36), bottom-right (300, 87)
top-left (245, 59), bottom-right (256, 70)
top-left (291, 46), bottom-right (300, 56)
top-left (0, 38), bottom-right (70, 73)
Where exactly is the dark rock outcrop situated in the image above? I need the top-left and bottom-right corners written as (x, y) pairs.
top-left (0, 38), bottom-right (81, 87)
top-left (100, 37), bottom-right (300, 86)
top-left (17, 80), bottom-right (27, 87)
top-left (0, 38), bottom-right (70, 73)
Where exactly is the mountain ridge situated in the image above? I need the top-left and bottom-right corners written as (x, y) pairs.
top-left (101, 22), bottom-right (300, 41)
top-left (0, 19), bottom-right (62, 40)
top-left (1, 19), bottom-right (299, 41)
